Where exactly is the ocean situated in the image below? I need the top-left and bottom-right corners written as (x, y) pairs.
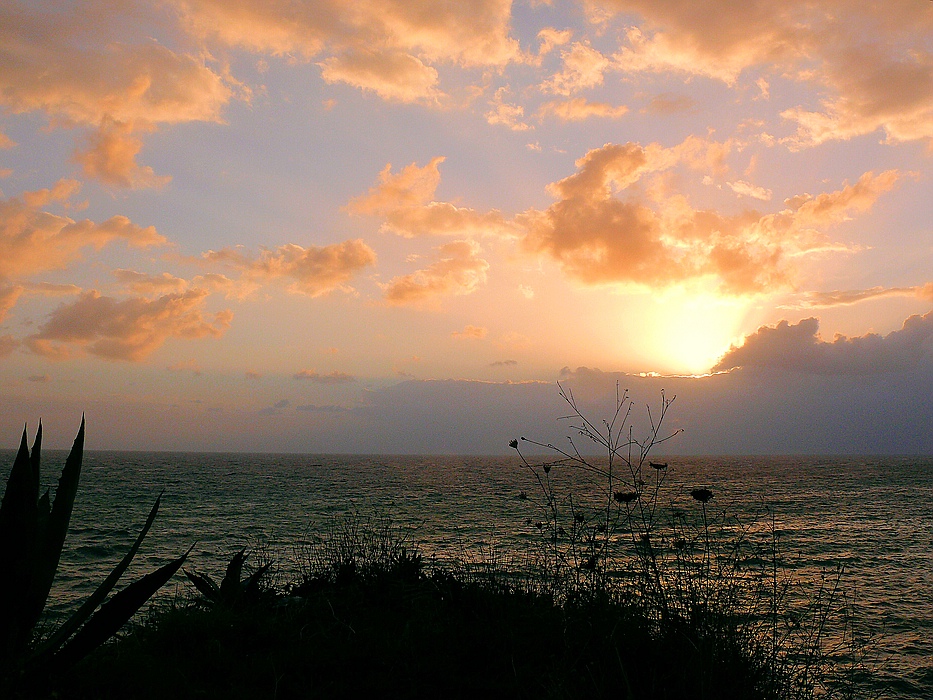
top-left (4, 451), bottom-right (931, 699)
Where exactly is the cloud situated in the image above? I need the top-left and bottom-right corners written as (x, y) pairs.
top-left (21, 179), bottom-right (82, 208)
top-left (0, 4), bottom-right (234, 182)
top-left (517, 140), bottom-right (901, 293)
top-left (384, 240), bottom-right (489, 304)
top-left (714, 311), bottom-right (933, 374)
top-left (536, 28), bottom-right (573, 59)
top-left (178, 0), bottom-right (518, 67)
top-left (727, 180), bottom-right (772, 201)
top-left (644, 92), bottom-right (697, 115)
top-left (485, 88), bottom-right (531, 130)
top-left (349, 157), bottom-right (445, 214)
top-left (259, 399), bottom-right (290, 416)
top-left (600, 1), bottom-right (933, 145)
top-left (348, 158), bottom-right (516, 238)
top-left (296, 404), bottom-right (350, 413)
top-left (176, 0), bottom-right (518, 104)
top-left (0, 285), bottom-right (24, 322)
top-left (490, 359), bottom-right (518, 366)
top-left (27, 375), bottom-right (50, 383)
top-left (0, 193), bottom-right (165, 281)
top-left (537, 97), bottom-right (628, 121)
top-left (792, 286), bottom-right (926, 309)
top-left (0, 130), bottom-right (15, 149)
top-left (26, 289), bottom-right (232, 362)
top-left (0, 7), bottom-right (232, 125)
top-left (541, 42), bottom-right (610, 95)
top-left (114, 270), bottom-right (190, 296)
top-left (73, 118), bottom-right (171, 189)
top-left (166, 359), bottom-right (202, 375)
top-left (452, 325), bottom-right (488, 339)
top-left (319, 50), bottom-right (441, 104)
top-left (0, 336), bottom-right (18, 357)
top-left (294, 369), bottom-right (356, 384)
top-left (202, 240), bottom-right (377, 297)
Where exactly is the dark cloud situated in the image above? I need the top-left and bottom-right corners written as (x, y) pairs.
top-left (714, 311), bottom-right (933, 374)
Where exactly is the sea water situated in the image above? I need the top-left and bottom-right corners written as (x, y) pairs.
top-left (4, 451), bottom-right (931, 699)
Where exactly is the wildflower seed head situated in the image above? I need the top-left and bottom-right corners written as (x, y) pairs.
top-left (614, 491), bottom-right (638, 504)
top-left (509, 439), bottom-right (518, 449)
top-left (574, 513), bottom-right (585, 523)
top-left (691, 488), bottom-right (713, 503)
top-left (543, 464), bottom-right (551, 474)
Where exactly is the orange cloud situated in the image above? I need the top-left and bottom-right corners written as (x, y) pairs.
top-left (26, 289), bottom-right (232, 362)
top-left (21, 179), bottom-right (81, 208)
top-left (0, 130), bottom-right (15, 149)
top-left (599, 1), bottom-right (933, 144)
top-left (348, 157), bottom-right (445, 214)
top-left (485, 88), bottom-right (531, 130)
top-left (384, 240), bottom-right (489, 304)
top-left (74, 119), bottom-right (171, 189)
top-left (0, 335), bottom-right (17, 358)
top-left (792, 285), bottom-right (933, 309)
top-left (518, 141), bottom-right (900, 293)
top-left (319, 50), bottom-right (440, 104)
top-left (0, 193), bottom-right (165, 281)
top-left (0, 4), bottom-right (233, 185)
top-left (177, 0), bottom-right (518, 65)
top-left (452, 325), bottom-right (488, 339)
top-left (541, 42), bottom-right (610, 95)
top-left (0, 285), bottom-right (23, 322)
top-left (202, 240), bottom-right (377, 297)
top-left (643, 92), bottom-right (697, 115)
top-left (349, 158), bottom-right (516, 238)
top-left (0, 12), bottom-right (231, 126)
top-left (714, 311), bottom-right (933, 374)
top-left (113, 270), bottom-right (190, 297)
top-left (294, 369), bottom-right (356, 384)
top-left (537, 97), bottom-right (628, 121)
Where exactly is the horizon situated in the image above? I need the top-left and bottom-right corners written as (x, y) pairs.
top-left (1, 1), bottom-right (931, 454)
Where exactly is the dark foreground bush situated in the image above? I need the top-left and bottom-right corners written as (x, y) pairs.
top-left (36, 555), bottom-right (784, 700)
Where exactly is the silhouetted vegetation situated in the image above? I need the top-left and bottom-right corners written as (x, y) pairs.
top-left (1, 404), bottom-right (871, 699)
top-left (0, 419), bottom-right (187, 693)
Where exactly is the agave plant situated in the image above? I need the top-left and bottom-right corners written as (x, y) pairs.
top-left (185, 549), bottom-right (271, 608)
top-left (0, 418), bottom-right (189, 670)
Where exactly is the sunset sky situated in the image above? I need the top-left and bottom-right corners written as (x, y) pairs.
top-left (1, 0), bottom-right (931, 454)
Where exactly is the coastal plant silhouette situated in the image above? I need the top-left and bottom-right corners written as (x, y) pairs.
top-left (185, 549), bottom-right (272, 608)
top-left (0, 418), bottom-right (189, 675)
top-left (511, 383), bottom-right (868, 699)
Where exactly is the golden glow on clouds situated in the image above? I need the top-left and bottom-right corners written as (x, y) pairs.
top-left (0, 0), bottom-right (928, 426)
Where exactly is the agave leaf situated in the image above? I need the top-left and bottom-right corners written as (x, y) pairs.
top-left (184, 570), bottom-right (220, 600)
top-left (0, 426), bottom-right (41, 652)
top-left (29, 417), bottom-right (85, 634)
top-left (29, 422), bottom-right (42, 502)
top-left (0, 425), bottom-right (37, 540)
top-left (37, 494), bottom-right (164, 657)
top-left (220, 549), bottom-right (247, 598)
top-left (242, 562), bottom-right (272, 596)
top-left (56, 545), bottom-right (192, 669)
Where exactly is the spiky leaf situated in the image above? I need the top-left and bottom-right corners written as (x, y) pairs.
top-left (184, 570), bottom-right (220, 600)
top-left (38, 494), bottom-right (164, 657)
top-left (24, 418), bottom-right (85, 638)
top-left (220, 549), bottom-right (247, 598)
top-left (0, 426), bottom-right (41, 653)
top-left (56, 546), bottom-right (191, 669)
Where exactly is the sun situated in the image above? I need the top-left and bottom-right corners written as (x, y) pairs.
top-left (641, 291), bottom-right (752, 376)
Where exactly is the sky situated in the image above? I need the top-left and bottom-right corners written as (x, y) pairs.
top-left (0, 0), bottom-right (931, 454)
